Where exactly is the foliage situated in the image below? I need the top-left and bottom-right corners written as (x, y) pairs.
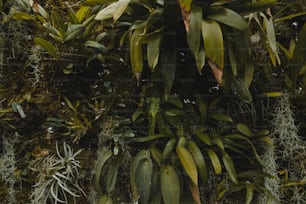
top-left (0, 0), bottom-right (305, 203)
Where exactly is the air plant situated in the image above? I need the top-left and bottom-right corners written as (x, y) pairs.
top-left (30, 142), bottom-right (85, 204)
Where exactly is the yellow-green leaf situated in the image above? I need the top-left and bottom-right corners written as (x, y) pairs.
top-left (98, 194), bottom-right (113, 204)
top-left (237, 123), bottom-right (252, 137)
top-left (33, 37), bottom-right (58, 58)
top-left (147, 36), bottom-right (161, 71)
top-left (201, 19), bottom-right (224, 69)
top-left (246, 184), bottom-right (254, 204)
top-left (162, 138), bottom-right (177, 162)
top-left (207, 149), bottom-right (222, 174)
top-left (188, 141), bottom-right (208, 184)
top-left (209, 113), bottom-right (232, 122)
top-left (76, 6), bottom-right (90, 23)
top-left (161, 165), bottom-right (180, 204)
top-left (130, 29), bottom-right (144, 78)
top-left (222, 152), bottom-right (238, 184)
top-left (177, 146), bottom-right (198, 185)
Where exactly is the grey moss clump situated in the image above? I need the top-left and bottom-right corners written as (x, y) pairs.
top-left (0, 134), bottom-right (19, 204)
top-left (30, 142), bottom-right (85, 204)
top-left (260, 93), bottom-right (306, 204)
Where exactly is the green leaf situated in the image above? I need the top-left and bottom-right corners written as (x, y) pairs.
top-left (147, 35), bottom-right (161, 71)
top-left (227, 0), bottom-right (276, 15)
top-left (222, 152), bottom-right (238, 184)
top-left (232, 77), bottom-right (253, 102)
top-left (12, 11), bottom-right (36, 21)
top-left (130, 28), bottom-right (144, 78)
top-left (177, 146), bottom-right (198, 185)
top-left (33, 37), bottom-right (58, 58)
top-left (150, 145), bottom-right (162, 166)
top-left (207, 148), bottom-right (222, 174)
top-left (194, 48), bottom-right (206, 74)
top-left (187, 6), bottom-right (202, 56)
top-left (136, 158), bottom-right (153, 204)
top-left (162, 138), bottom-right (177, 162)
top-left (195, 129), bottom-right (211, 145)
top-left (237, 123), bottom-right (252, 137)
top-left (201, 19), bottom-right (224, 69)
top-left (161, 165), bottom-right (180, 204)
top-left (106, 155), bottom-right (122, 194)
top-left (76, 6), bottom-right (90, 23)
top-left (149, 170), bottom-right (162, 204)
top-left (207, 7), bottom-right (249, 31)
top-left (188, 141), bottom-right (208, 184)
top-left (84, 40), bottom-right (108, 52)
top-left (209, 113), bottom-right (232, 122)
top-left (51, 10), bottom-right (66, 34)
top-left (94, 147), bottom-right (113, 190)
top-left (245, 184), bottom-right (254, 204)
top-left (98, 194), bottom-right (113, 204)
top-left (84, 0), bottom-right (114, 6)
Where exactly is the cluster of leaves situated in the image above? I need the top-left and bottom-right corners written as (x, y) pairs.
top-left (0, 0), bottom-right (305, 203)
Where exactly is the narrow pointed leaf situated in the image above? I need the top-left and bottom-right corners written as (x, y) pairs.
top-left (207, 149), bottom-right (222, 174)
top-left (188, 141), bottom-right (208, 184)
top-left (209, 113), bottom-right (232, 122)
top-left (130, 29), bottom-right (144, 78)
top-left (177, 146), bottom-right (198, 185)
top-left (34, 37), bottom-right (58, 58)
top-left (246, 184), bottom-right (254, 204)
top-left (106, 155), bottom-right (122, 194)
top-left (94, 147), bottom-right (113, 190)
top-left (147, 36), bottom-right (161, 71)
top-left (222, 152), bottom-right (238, 184)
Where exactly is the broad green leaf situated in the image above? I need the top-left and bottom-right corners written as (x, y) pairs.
top-left (136, 158), bottom-right (153, 204)
top-left (232, 77), bottom-right (253, 102)
top-left (76, 6), bottom-right (90, 23)
top-left (237, 123), bottom-right (252, 137)
top-left (95, 0), bottom-right (130, 22)
top-left (209, 113), bottom-right (232, 122)
top-left (201, 19), bottom-right (224, 69)
top-left (177, 146), bottom-right (198, 186)
top-left (149, 170), bottom-right (162, 204)
top-left (207, 148), bottom-right (222, 174)
top-left (98, 194), bottom-right (113, 204)
top-left (33, 37), bottom-right (58, 58)
top-left (106, 155), bottom-right (122, 194)
top-left (147, 35), bottom-right (161, 71)
top-left (187, 6), bottom-right (202, 56)
top-left (207, 7), bottom-right (249, 31)
top-left (130, 29), bottom-right (144, 78)
top-left (188, 141), bottom-right (208, 184)
top-left (222, 152), bottom-right (238, 184)
top-left (94, 147), bottom-right (113, 190)
top-left (161, 165), bottom-right (180, 204)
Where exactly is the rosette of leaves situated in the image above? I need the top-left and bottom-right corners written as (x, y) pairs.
top-left (127, 94), bottom-right (276, 203)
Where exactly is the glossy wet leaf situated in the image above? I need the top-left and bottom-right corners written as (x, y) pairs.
top-left (161, 165), bottom-right (180, 204)
top-left (34, 37), bottom-right (58, 58)
top-left (177, 146), bottom-right (198, 185)
top-left (201, 20), bottom-right (224, 70)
